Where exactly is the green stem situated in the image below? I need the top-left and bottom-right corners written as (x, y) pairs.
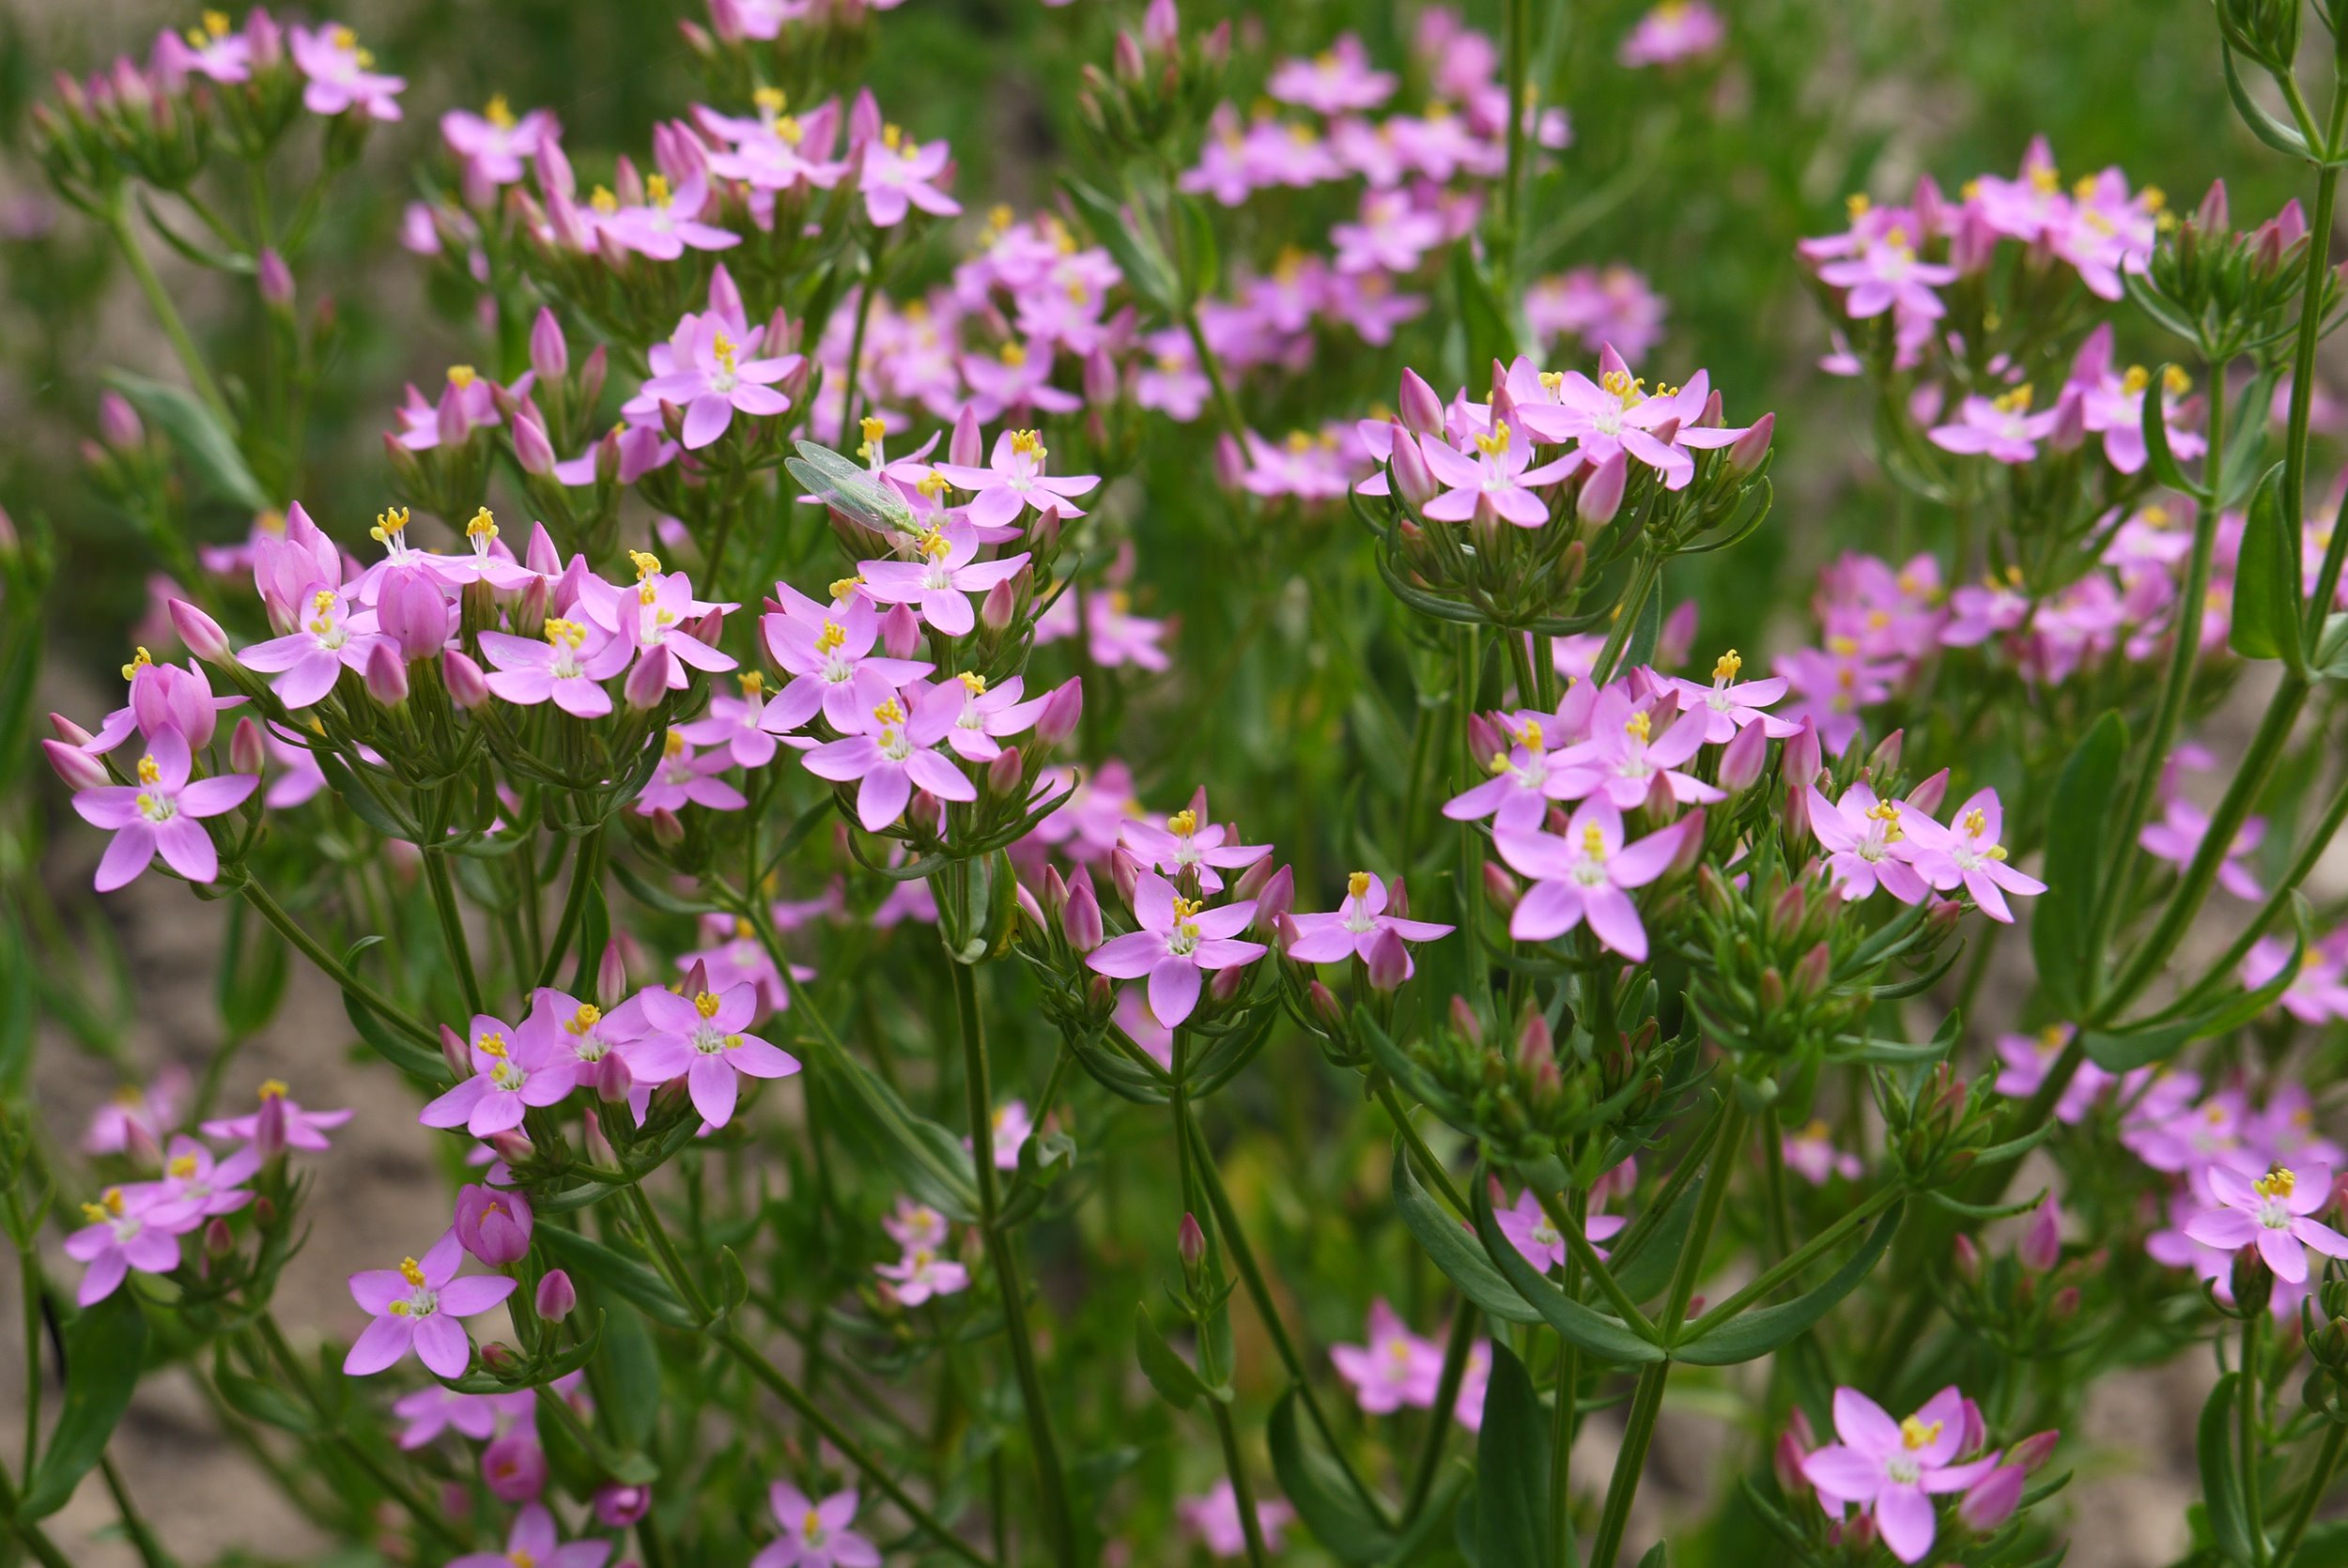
top-left (239, 881), bottom-right (437, 1047)
top-left (2297, 81), bottom-right (2348, 631)
top-left (12, 1196), bottom-right (42, 1481)
top-left (838, 236), bottom-right (888, 438)
top-left (1590, 552), bottom-right (1659, 688)
top-left (1499, 0), bottom-right (1533, 284)
top-left (2274, 1422), bottom-right (2348, 1567)
top-left (2245, 1310), bottom-right (2271, 1568)
top-left (1551, 1192), bottom-right (1585, 1566)
top-left (1209, 1396), bottom-right (1274, 1568)
top-left (1404, 1299), bottom-right (1478, 1521)
top-left (0, 1464), bottom-right (76, 1568)
top-left (948, 958), bottom-right (1075, 1568)
top-left (537, 829), bottom-right (605, 990)
top-left (1377, 1082), bottom-right (1466, 1212)
top-left (98, 1453), bottom-right (177, 1568)
top-left (1183, 309), bottom-right (1248, 442)
top-left (1586, 1095), bottom-right (1748, 1568)
top-left (1185, 1115), bottom-right (1397, 1529)
top-left (103, 192), bottom-right (235, 427)
top-left (422, 848), bottom-right (486, 1016)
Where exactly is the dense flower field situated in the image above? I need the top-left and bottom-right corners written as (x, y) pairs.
top-left (2, 0), bottom-right (2347, 1563)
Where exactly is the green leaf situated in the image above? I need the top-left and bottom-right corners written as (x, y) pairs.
top-left (1450, 245), bottom-right (1520, 376)
top-left (1270, 1389), bottom-right (1397, 1565)
top-left (2198, 1372), bottom-right (2254, 1566)
top-left (1135, 1305), bottom-right (1210, 1410)
top-left (535, 1225), bottom-right (700, 1330)
top-left (217, 899), bottom-right (291, 1038)
top-left (1669, 1202), bottom-right (1903, 1365)
top-left (2314, 611), bottom-right (2348, 679)
top-left (342, 984), bottom-right (448, 1085)
top-left (1609, 1172), bottom-right (1700, 1304)
top-left (1060, 177), bottom-right (1179, 312)
top-left (1635, 1546), bottom-right (1669, 1568)
top-left (1470, 1180), bottom-right (1661, 1364)
top-left (815, 1046), bottom-right (981, 1222)
top-left (24, 1292), bottom-right (148, 1518)
top-left (784, 440), bottom-right (914, 536)
top-left (1170, 192), bottom-right (1220, 305)
top-left (2232, 462), bottom-right (2307, 672)
top-left (1473, 1342), bottom-right (1552, 1568)
top-left (2086, 901), bottom-right (2310, 1070)
top-left (2138, 364), bottom-right (2207, 500)
top-left (2222, 41), bottom-right (2316, 161)
top-left (211, 1346), bottom-right (316, 1435)
top-left (1392, 1145), bottom-right (1540, 1326)
top-left (100, 369), bottom-right (272, 512)
top-left (596, 1299), bottom-right (662, 1450)
top-left (2029, 711), bottom-right (2126, 1015)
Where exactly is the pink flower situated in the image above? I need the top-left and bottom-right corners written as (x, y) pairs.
top-left (65, 1186), bottom-right (199, 1305)
top-left (1331, 1299), bottom-right (1444, 1414)
top-left (1801, 1387), bottom-right (2001, 1563)
top-left (2139, 797), bottom-right (2265, 900)
top-left (238, 586), bottom-right (386, 708)
top-left (1267, 34), bottom-right (1397, 113)
top-left (858, 519), bottom-right (1030, 637)
top-left (126, 1134), bottom-right (259, 1220)
top-left (1992, 1025), bottom-right (2112, 1125)
top-left (875, 1245), bottom-right (969, 1305)
top-left (801, 687), bottom-right (978, 831)
top-left (2245, 938), bottom-right (2348, 1025)
top-left (1513, 353), bottom-right (1745, 489)
top-left (1816, 230), bottom-right (1955, 322)
top-left (637, 731), bottom-right (749, 816)
top-left (987, 1099), bottom-right (1034, 1169)
top-left (756, 1484), bottom-right (879, 1568)
top-left (1087, 869), bottom-right (1266, 1028)
top-left (923, 671), bottom-right (1055, 762)
top-left (448, 1503), bottom-right (610, 1568)
top-left (1805, 783), bottom-right (1934, 904)
top-left (930, 428), bottom-right (1099, 531)
top-left (598, 173), bottom-right (739, 259)
top-left (289, 24), bottom-right (405, 121)
top-left (72, 728), bottom-right (256, 892)
top-left (389, 1385), bottom-right (507, 1450)
top-left (84, 1067), bottom-right (188, 1156)
top-left (2186, 1163), bottom-right (2348, 1284)
top-left (1782, 1122), bottom-right (1863, 1185)
top-left (201, 1081), bottom-right (352, 1154)
top-left (344, 1230), bottom-right (517, 1378)
top-left (858, 125), bottom-right (961, 227)
top-left (1552, 688), bottom-right (1723, 808)
top-left (1670, 650), bottom-right (1798, 741)
top-left (626, 981), bottom-right (801, 1129)
top-left (1119, 793), bottom-right (1274, 892)
top-left (440, 99), bottom-right (555, 188)
top-left (1444, 718), bottom-right (1577, 833)
top-left (1285, 871), bottom-right (1453, 971)
top-left (1906, 789), bottom-right (2045, 922)
top-left (1526, 266), bottom-right (1667, 362)
top-left (884, 1197), bottom-right (950, 1253)
top-left (636, 314), bottom-right (798, 449)
top-left (1494, 1187), bottom-right (1626, 1269)
top-left (1032, 582), bottom-right (1166, 672)
top-left (1928, 389), bottom-right (2058, 465)
top-left (1178, 1480), bottom-right (1297, 1560)
top-left (1417, 420), bottom-right (1579, 529)
top-left (153, 14), bottom-right (251, 84)
top-left (421, 1014), bottom-right (578, 1138)
top-left (1618, 0), bottom-right (1725, 66)
top-left (452, 1183), bottom-right (534, 1268)
top-left (679, 673), bottom-right (784, 769)
top-left (1333, 189), bottom-right (1445, 275)
top-left (478, 618), bottom-right (633, 718)
top-left (761, 589), bottom-right (935, 734)
top-left (85, 651), bottom-right (239, 755)
top-left (1495, 798), bottom-right (1689, 961)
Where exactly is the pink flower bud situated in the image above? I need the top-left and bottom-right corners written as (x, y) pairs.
top-left (596, 939), bottom-right (627, 1007)
top-left (1717, 720), bottom-right (1767, 793)
top-left (51, 712), bottom-right (96, 748)
top-left (454, 1182), bottom-right (533, 1267)
top-left (481, 1433), bottom-right (546, 1502)
top-left (1789, 940), bottom-right (1831, 999)
top-left (512, 409), bottom-right (556, 475)
top-left (204, 1216), bottom-right (236, 1259)
top-left (2195, 178), bottom-right (2230, 235)
top-left (1209, 963), bottom-right (1248, 1004)
top-left (1955, 1466), bottom-right (2024, 1532)
top-left (1951, 208), bottom-right (1999, 274)
top-left (1272, 911), bottom-right (1305, 957)
top-left (1578, 449), bottom-right (1628, 527)
top-left (1905, 766), bottom-right (1948, 816)
top-left (1143, 0), bottom-right (1181, 49)
top-left (534, 1268), bottom-right (577, 1321)
top-left (256, 248), bottom-right (294, 310)
top-left (1727, 411), bottom-right (1774, 476)
top-left (253, 1093), bottom-right (287, 1161)
top-left (625, 646), bottom-right (674, 711)
top-left (440, 1023), bottom-right (472, 1078)
top-left (363, 640), bottom-right (409, 706)
top-left (950, 405), bottom-right (983, 468)
top-left (168, 599), bottom-right (233, 665)
top-left (487, 1129), bottom-right (534, 1164)
top-left (42, 738), bottom-right (110, 792)
top-left (579, 344), bottom-right (609, 408)
top-left (440, 648), bottom-right (490, 711)
top-left (881, 602), bottom-right (921, 660)
top-left (2047, 386), bottom-right (2087, 453)
top-left (1448, 994), bottom-right (1483, 1045)
top-left (1305, 979), bottom-right (1344, 1030)
top-left (1398, 367), bottom-right (1444, 436)
top-left (1109, 845), bottom-right (1142, 906)
top-left (1213, 433), bottom-right (1246, 491)
top-left (1034, 678), bottom-right (1083, 748)
top-left (530, 306), bottom-right (569, 382)
top-left (1365, 926), bottom-right (1411, 992)
top-left (1666, 809), bottom-right (1707, 877)
top-left (1959, 1397), bottom-right (1987, 1458)
top-left (2009, 1430), bottom-right (2061, 1472)
top-left (2018, 1193), bottom-right (2062, 1271)
top-left (1061, 872), bottom-right (1104, 952)
top-left (1773, 1428), bottom-right (1812, 1498)
top-left (1113, 27), bottom-right (1146, 82)
top-left (1952, 1232), bottom-right (1981, 1284)
top-left (986, 746), bottom-right (1023, 796)
top-left (245, 8), bottom-right (282, 68)
top-left (98, 391), bottom-right (144, 450)
top-left (1867, 727), bottom-right (1904, 777)
top-left (1178, 1211), bottom-right (1205, 1269)
top-left (595, 1484), bottom-right (653, 1529)
top-left (591, 1051), bottom-right (632, 1104)
top-left (223, 717), bottom-right (265, 779)
top-left (1517, 1008), bottom-right (1555, 1073)
top-left (981, 578), bottom-right (1015, 633)
top-left (1482, 860), bottom-right (1521, 914)
top-left (1389, 425), bottom-right (1439, 508)
top-left (1784, 716), bottom-right (1822, 787)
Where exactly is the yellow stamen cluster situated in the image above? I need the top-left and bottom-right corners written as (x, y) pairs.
top-left (872, 697), bottom-right (907, 727)
top-left (2257, 1167), bottom-right (2298, 1201)
top-left (168, 1154), bottom-right (199, 1180)
top-left (857, 415), bottom-right (888, 461)
top-left (999, 343), bottom-right (1028, 369)
top-left (1166, 808), bottom-right (1197, 838)
top-left (663, 729), bottom-right (688, 758)
top-left (753, 86), bottom-right (787, 115)
top-left (1474, 421), bottom-right (1512, 458)
top-left (136, 754), bottom-right (162, 786)
top-left (1010, 429), bottom-right (1046, 459)
top-left (814, 620), bottom-right (847, 653)
top-left (567, 1005), bottom-right (602, 1034)
top-left (485, 95), bottom-right (515, 130)
top-left (1538, 369), bottom-right (1565, 393)
top-left (258, 1080), bottom-right (288, 1101)
top-left (1714, 649), bottom-right (1743, 682)
top-left (371, 506), bottom-right (411, 545)
top-left (1962, 807), bottom-right (1987, 837)
top-left (1581, 823), bottom-right (1606, 857)
top-left (712, 333), bottom-right (738, 374)
top-left (917, 528), bottom-right (951, 561)
top-left (2163, 365), bottom-right (2191, 396)
top-left (2121, 365), bottom-right (2150, 395)
top-left (1865, 801), bottom-right (1905, 842)
top-left (2028, 163), bottom-right (2061, 194)
top-left (329, 24), bottom-right (356, 49)
top-left (881, 124), bottom-right (904, 152)
top-left (591, 187), bottom-right (619, 214)
top-left (1624, 710), bottom-right (1651, 744)
top-left (1846, 192), bottom-right (1872, 220)
top-left (544, 617), bottom-right (588, 649)
top-left (447, 365), bottom-right (477, 390)
top-left (1599, 369), bottom-right (1646, 406)
top-left (1991, 385), bottom-right (2034, 414)
top-left (645, 174), bottom-right (672, 207)
top-left (478, 1033), bottom-right (509, 1059)
top-left (828, 575), bottom-right (863, 603)
top-left (1347, 870), bottom-right (1372, 899)
top-left (1171, 897), bottom-right (1204, 921)
top-left (630, 549), bottom-right (663, 581)
top-left (1516, 720), bottom-right (1545, 751)
top-left (917, 471), bottom-right (951, 500)
top-left (202, 10), bottom-right (232, 38)
top-left (694, 991), bottom-right (723, 1019)
top-left (1899, 1416), bottom-right (1944, 1452)
top-left (959, 671), bottom-right (988, 695)
top-left (399, 1255), bottom-right (427, 1287)
top-left (467, 506), bottom-right (498, 543)
top-left (2039, 1023), bottom-right (2067, 1050)
top-left (738, 670), bottom-right (765, 698)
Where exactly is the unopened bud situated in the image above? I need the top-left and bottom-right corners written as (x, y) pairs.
top-left (1365, 926), bottom-right (1410, 992)
top-left (1727, 411), bottom-right (1774, 476)
top-left (987, 746), bottom-right (1023, 796)
top-left (1448, 994), bottom-right (1483, 1045)
top-left (1398, 368), bottom-right (1444, 436)
top-left (1034, 677), bottom-right (1082, 748)
top-left (1305, 979), bottom-right (1344, 1030)
top-left (1784, 716), bottom-right (1822, 787)
top-left (226, 716), bottom-right (265, 777)
top-left (487, 1129), bottom-right (533, 1164)
top-left (1577, 449), bottom-right (1627, 527)
top-left (530, 307), bottom-right (569, 382)
top-left (1517, 1009), bottom-right (1555, 1073)
top-left (512, 409), bottom-right (556, 475)
top-left (595, 1483), bottom-right (653, 1529)
top-left (363, 640), bottom-right (409, 706)
top-left (42, 739), bottom-right (110, 793)
top-left (169, 599), bottom-right (234, 664)
top-left (597, 939), bottom-right (627, 1007)
top-left (1952, 1232), bottom-right (1982, 1284)
top-left (440, 1023), bottom-right (471, 1079)
top-left (1954, 1466), bottom-right (2024, 1532)
top-left (98, 391), bottom-right (145, 450)
top-left (1109, 845), bottom-right (1142, 906)
top-left (1178, 1211), bottom-right (1205, 1271)
top-left (1251, 864), bottom-right (1294, 934)
top-left (981, 578), bottom-right (1015, 633)
top-left (204, 1216), bottom-right (236, 1259)
top-left (1482, 860), bottom-right (1521, 914)
top-left (1062, 870), bottom-right (1104, 953)
top-left (1388, 425), bottom-right (1438, 509)
top-left (253, 1095), bottom-right (287, 1161)
top-left (881, 603), bottom-right (921, 659)
top-left (1718, 720), bottom-right (1767, 792)
top-left (534, 1268), bottom-right (577, 1321)
top-left (625, 646), bottom-right (674, 711)
top-left (2009, 1430), bottom-right (2061, 1472)
top-left (2018, 1192), bottom-right (2062, 1271)
top-left (256, 248), bottom-right (294, 310)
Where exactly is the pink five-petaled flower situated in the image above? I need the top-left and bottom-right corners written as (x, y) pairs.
top-left (1417, 419), bottom-right (1578, 529)
top-left (1120, 795), bottom-right (1275, 892)
top-left (1672, 649), bottom-right (1800, 741)
top-left (65, 1187), bottom-right (199, 1305)
top-left (931, 428), bottom-right (1100, 530)
top-left (2139, 796), bottom-right (2266, 900)
top-left (2186, 1164), bottom-right (2348, 1284)
top-left (1513, 356), bottom-right (1745, 490)
top-left (344, 1230), bottom-right (517, 1378)
top-left (932, 671), bottom-right (1055, 762)
top-left (640, 315), bottom-right (798, 450)
top-left (420, 1015), bottom-right (577, 1138)
top-left (1815, 226), bottom-right (1956, 322)
top-left (626, 982), bottom-right (801, 1129)
top-left (1494, 1187), bottom-right (1626, 1270)
top-left (1908, 789), bottom-right (2046, 923)
top-left (1802, 1387), bottom-right (2000, 1563)
top-left (289, 24), bottom-right (405, 121)
top-left (1086, 869), bottom-right (1265, 1029)
top-left (201, 1080), bottom-right (352, 1154)
top-left (1179, 1480), bottom-right (1298, 1560)
top-left (478, 616), bottom-right (633, 718)
top-left (1494, 799), bottom-right (1689, 962)
top-left (447, 1503), bottom-right (610, 1568)
top-left (801, 688), bottom-right (977, 832)
top-left (858, 518), bottom-right (1030, 637)
top-left (1928, 387), bottom-right (2059, 465)
top-left (130, 1135), bottom-right (260, 1220)
top-left (875, 1244), bottom-right (970, 1306)
top-left (1805, 783), bottom-right (1934, 905)
top-left (1285, 871), bottom-right (1454, 975)
top-left (1553, 690), bottom-right (1723, 809)
top-left (72, 728), bottom-right (256, 892)
top-left (598, 173), bottom-right (739, 259)
top-left (237, 586), bottom-right (386, 708)
top-left (858, 123), bottom-right (961, 227)
top-left (1330, 1299), bottom-right (1444, 1415)
top-left (755, 1484), bottom-right (880, 1568)
top-left (761, 588), bottom-right (935, 734)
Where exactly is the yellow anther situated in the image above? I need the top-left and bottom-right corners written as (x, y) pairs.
top-left (1714, 649), bottom-right (1743, 682)
top-left (694, 990), bottom-right (722, 1019)
top-left (371, 506), bottom-right (411, 545)
top-left (872, 697), bottom-right (906, 727)
top-left (1284, 430), bottom-right (1314, 453)
top-left (477, 1033), bottom-right (508, 1058)
top-left (1171, 897), bottom-right (1204, 920)
top-left (81, 1203), bottom-right (109, 1224)
top-left (329, 24), bottom-right (356, 48)
top-left (484, 95), bottom-right (515, 130)
top-left (1010, 429), bottom-right (1046, 458)
top-left (999, 343), bottom-right (1028, 368)
top-left (466, 506), bottom-right (498, 541)
top-left (859, 415), bottom-right (888, 446)
top-left (917, 471), bottom-right (951, 500)
top-left (2258, 1167), bottom-right (2298, 1201)
top-left (258, 1080), bottom-right (287, 1101)
top-left (567, 1004), bottom-right (601, 1033)
top-left (1581, 823), bottom-right (1606, 857)
top-left (738, 670), bottom-right (765, 698)
top-left (629, 549), bottom-right (663, 581)
top-left (1517, 720), bottom-right (1545, 751)
top-left (398, 1256), bottom-right (427, 1287)
top-left (313, 589), bottom-right (338, 616)
top-left (645, 174), bottom-right (672, 207)
top-left (1538, 370), bottom-right (1565, 393)
top-left (917, 528), bottom-right (951, 561)
top-left (100, 1188), bottom-right (126, 1216)
top-left (2121, 365), bottom-right (2150, 395)
top-left (202, 10), bottom-right (231, 38)
top-left (136, 754), bottom-right (162, 786)
top-left (2164, 365), bottom-right (2191, 395)
top-left (733, 916), bottom-right (754, 939)
top-left (1599, 369), bottom-right (1646, 406)
top-left (2028, 164), bottom-right (2061, 194)
top-left (508, 1548), bottom-right (535, 1568)
top-left (882, 123), bottom-right (904, 151)
top-left (712, 332), bottom-right (738, 375)
top-left (543, 617), bottom-right (587, 650)
top-left (1846, 192), bottom-right (1871, 220)
top-left (168, 1154), bottom-right (198, 1179)
top-left (122, 646), bottom-right (154, 682)
top-left (1899, 1416), bottom-right (1944, 1452)
top-left (1962, 807), bottom-right (1987, 836)
top-left (2141, 184), bottom-right (2167, 211)
top-left (814, 620), bottom-right (848, 653)
top-left (591, 187), bottom-right (619, 214)
top-left (986, 203), bottom-right (1014, 232)
top-left (1347, 870), bottom-right (1371, 899)
top-left (958, 671), bottom-right (988, 695)
top-left (489, 1063), bottom-right (520, 1089)
top-left (1624, 711), bottom-right (1651, 743)
top-left (1166, 808), bottom-right (1197, 837)
top-left (1991, 384), bottom-right (2034, 414)
top-left (753, 85), bottom-right (787, 115)
top-left (1474, 421), bottom-right (1512, 458)
top-left (446, 365), bottom-right (477, 390)
top-left (1801, 1119), bottom-right (1831, 1141)
top-left (827, 576), bottom-right (863, 604)
top-left (663, 729), bottom-right (687, 758)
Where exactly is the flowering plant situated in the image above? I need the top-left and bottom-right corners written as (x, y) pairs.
top-left (6, 1), bottom-right (2348, 1566)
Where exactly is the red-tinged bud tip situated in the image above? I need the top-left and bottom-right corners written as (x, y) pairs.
top-left (169, 599), bottom-right (234, 664)
top-left (534, 1268), bottom-right (578, 1321)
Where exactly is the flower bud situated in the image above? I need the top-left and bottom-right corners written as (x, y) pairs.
top-left (1717, 720), bottom-right (1767, 793)
top-left (880, 603), bottom-right (921, 660)
top-left (1789, 940), bottom-right (1831, 999)
top-left (1784, 716), bottom-right (1822, 788)
top-left (529, 306), bottom-right (569, 383)
top-left (255, 248), bottom-right (294, 311)
top-left (1209, 964), bottom-right (1248, 1004)
top-left (168, 599), bottom-right (234, 665)
top-left (1954, 1465), bottom-right (2024, 1532)
top-left (1109, 845), bottom-right (1143, 906)
top-left (595, 1484), bottom-right (652, 1529)
top-left (2008, 1430), bottom-right (2061, 1472)
top-left (511, 409), bottom-right (556, 476)
top-left (1398, 368), bottom-right (1444, 436)
top-left (1448, 994), bottom-right (1483, 1045)
top-left (1906, 766), bottom-right (1948, 816)
top-left (1952, 1232), bottom-right (1981, 1284)
top-left (455, 1182), bottom-right (534, 1267)
top-left (42, 739), bottom-right (110, 792)
top-left (981, 577), bottom-right (1016, 634)
top-left (1577, 449), bottom-right (1628, 527)
top-left (1726, 411), bottom-right (1774, 476)
top-left (98, 391), bottom-right (144, 450)
top-left (1666, 810), bottom-right (1707, 877)
top-left (363, 640), bottom-right (409, 706)
top-left (204, 1216), bottom-right (236, 1260)
top-left (1773, 1415), bottom-right (1814, 1498)
top-left (1178, 1211), bottom-right (1206, 1272)
top-left (987, 746), bottom-right (1023, 797)
top-left (440, 648), bottom-right (490, 711)
top-left (1517, 1009), bottom-right (1555, 1074)
top-left (480, 1431), bottom-right (543, 1499)
top-left (440, 1024), bottom-right (473, 1080)
top-left (225, 716), bottom-right (266, 778)
top-left (534, 1268), bottom-right (577, 1321)
top-left (50, 713), bottom-right (96, 747)
top-left (1061, 872), bottom-right (1104, 952)
top-left (1482, 860), bottom-right (1521, 915)
top-left (1305, 979), bottom-right (1345, 1030)
top-left (625, 646), bottom-right (674, 711)
top-left (487, 1129), bottom-right (533, 1164)
top-left (1466, 713), bottom-right (1506, 772)
top-left (1083, 345), bottom-right (1118, 407)
top-left (1213, 433), bottom-right (1246, 491)
top-left (1365, 927), bottom-right (1410, 992)
top-left (253, 1094), bottom-right (287, 1161)
top-left (1273, 911), bottom-right (1304, 957)
top-left (1251, 864), bottom-right (1294, 934)
top-left (589, 1052), bottom-right (631, 1104)
top-left (2047, 386), bottom-right (2087, 453)
top-left (2018, 1192), bottom-right (2062, 1271)
top-left (944, 405), bottom-right (984, 469)
top-left (1389, 425), bottom-right (1439, 509)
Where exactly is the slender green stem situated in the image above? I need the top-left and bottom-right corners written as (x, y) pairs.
top-left (1404, 1299), bottom-right (1478, 1521)
top-left (0, 1463), bottom-right (76, 1568)
top-left (99, 1453), bottom-right (177, 1568)
top-left (1499, 0), bottom-right (1533, 284)
top-left (1185, 1115), bottom-right (1396, 1528)
top-left (1537, 1189), bottom-right (1658, 1335)
top-left (1182, 309), bottom-right (1248, 442)
top-left (103, 193), bottom-right (235, 426)
top-left (239, 881), bottom-right (437, 1047)
top-left (1551, 1191), bottom-right (1586, 1566)
top-left (2274, 1422), bottom-right (2348, 1567)
top-left (1590, 552), bottom-right (1660, 688)
top-left (2173, 765), bottom-right (2348, 1010)
top-left (838, 236), bottom-right (888, 438)
top-left (1695, 1185), bottom-right (1902, 1328)
top-left (2244, 1310), bottom-right (2271, 1568)
top-left (1377, 1082), bottom-right (1466, 1213)
top-left (1209, 1396), bottom-right (1273, 1568)
top-left (948, 958), bottom-right (1075, 1568)
top-left (2297, 81), bottom-right (2348, 631)
top-left (537, 828), bottom-right (605, 989)
top-left (12, 1197), bottom-right (42, 1481)
top-left (421, 849), bottom-right (485, 1016)
top-left (1585, 1095), bottom-right (1748, 1568)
